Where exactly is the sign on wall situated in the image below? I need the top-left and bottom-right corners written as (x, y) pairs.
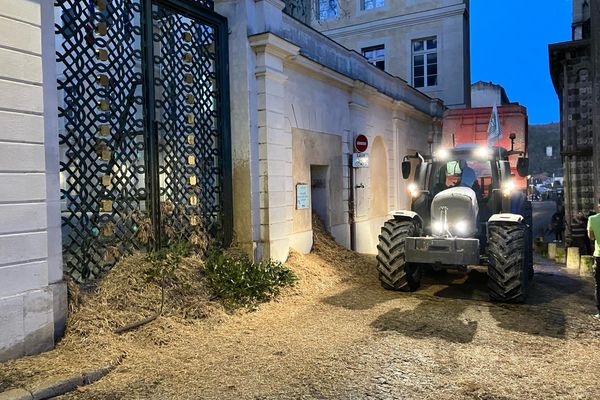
top-left (352, 152), bottom-right (369, 168)
top-left (296, 183), bottom-right (310, 209)
top-left (354, 134), bottom-right (369, 152)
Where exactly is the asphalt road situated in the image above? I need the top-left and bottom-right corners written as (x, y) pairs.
top-left (532, 200), bottom-right (559, 242)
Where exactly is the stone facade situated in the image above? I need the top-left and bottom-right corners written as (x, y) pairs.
top-left (216, 0), bottom-right (444, 260)
top-left (471, 81), bottom-right (510, 108)
top-left (549, 0), bottom-right (600, 229)
top-left (0, 0), bottom-right (443, 360)
top-left (0, 0), bottom-right (66, 362)
top-left (283, 0), bottom-right (471, 109)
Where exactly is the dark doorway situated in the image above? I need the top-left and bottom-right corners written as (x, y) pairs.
top-left (311, 165), bottom-right (329, 231)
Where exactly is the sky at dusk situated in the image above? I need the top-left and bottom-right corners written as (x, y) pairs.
top-left (470, 1), bottom-right (572, 124)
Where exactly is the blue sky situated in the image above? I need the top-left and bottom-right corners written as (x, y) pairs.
top-left (470, 1), bottom-right (572, 124)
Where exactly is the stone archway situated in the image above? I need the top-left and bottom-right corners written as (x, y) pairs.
top-left (369, 136), bottom-right (389, 218)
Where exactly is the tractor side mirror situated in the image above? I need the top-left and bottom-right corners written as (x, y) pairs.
top-left (401, 161), bottom-right (411, 179)
top-left (517, 157), bottom-right (529, 177)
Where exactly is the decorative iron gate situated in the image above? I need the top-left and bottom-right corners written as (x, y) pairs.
top-left (56, 0), bottom-right (231, 282)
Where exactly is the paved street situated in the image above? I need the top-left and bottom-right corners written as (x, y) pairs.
top-left (532, 200), bottom-right (559, 242)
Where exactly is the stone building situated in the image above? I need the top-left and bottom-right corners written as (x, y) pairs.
top-left (0, 0), bottom-right (444, 360)
top-left (284, 0), bottom-right (471, 108)
top-left (549, 0), bottom-right (600, 228)
top-left (471, 81), bottom-right (510, 108)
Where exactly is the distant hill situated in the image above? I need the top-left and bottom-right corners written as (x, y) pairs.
top-left (528, 123), bottom-right (562, 176)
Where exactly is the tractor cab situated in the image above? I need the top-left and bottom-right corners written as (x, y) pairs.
top-left (404, 144), bottom-right (528, 240)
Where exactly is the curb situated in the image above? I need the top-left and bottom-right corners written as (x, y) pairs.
top-left (0, 357), bottom-right (122, 400)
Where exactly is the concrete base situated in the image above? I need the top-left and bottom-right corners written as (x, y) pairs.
top-left (555, 246), bottom-right (567, 264)
top-left (581, 255), bottom-right (595, 277)
top-left (0, 281), bottom-right (67, 362)
top-left (566, 247), bottom-right (580, 271)
top-left (289, 230), bottom-right (313, 254)
top-left (548, 242), bottom-right (557, 259)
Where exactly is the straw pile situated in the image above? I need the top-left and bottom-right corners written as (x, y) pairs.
top-left (66, 253), bottom-right (223, 339)
top-left (0, 214), bottom-right (376, 395)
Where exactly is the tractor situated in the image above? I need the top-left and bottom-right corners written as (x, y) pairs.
top-left (377, 143), bottom-right (533, 303)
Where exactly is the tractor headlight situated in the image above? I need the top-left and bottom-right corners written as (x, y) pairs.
top-left (502, 180), bottom-right (516, 196)
top-left (408, 183), bottom-right (420, 198)
top-left (433, 221), bottom-right (443, 234)
top-left (474, 146), bottom-right (491, 159)
top-left (454, 220), bottom-right (468, 234)
top-left (435, 148), bottom-right (450, 161)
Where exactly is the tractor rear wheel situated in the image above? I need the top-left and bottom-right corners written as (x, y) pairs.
top-left (487, 223), bottom-right (528, 303)
top-left (376, 219), bottom-right (422, 291)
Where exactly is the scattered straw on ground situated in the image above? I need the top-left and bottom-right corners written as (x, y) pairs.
top-left (2, 218), bottom-right (600, 399)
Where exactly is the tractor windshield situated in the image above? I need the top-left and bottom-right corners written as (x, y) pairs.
top-left (429, 157), bottom-right (495, 199)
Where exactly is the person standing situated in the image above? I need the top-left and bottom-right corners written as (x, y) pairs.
top-left (587, 200), bottom-right (600, 319)
top-left (572, 212), bottom-right (592, 255)
top-left (550, 206), bottom-right (565, 242)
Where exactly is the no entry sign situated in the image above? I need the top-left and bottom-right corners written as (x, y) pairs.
top-left (354, 134), bottom-right (369, 152)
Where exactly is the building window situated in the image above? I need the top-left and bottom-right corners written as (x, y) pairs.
top-left (412, 37), bottom-right (438, 88)
top-left (318, 0), bottom-right (338, 20)
top-left (362, 0), bottom-right (384, 10)
top-left (362, 45), bottom-right (385, 70)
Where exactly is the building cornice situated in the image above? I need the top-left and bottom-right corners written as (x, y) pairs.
top-left (321, 4), bottom-right (467, 38)
top-left (248, 32), bottom-right (300, 59)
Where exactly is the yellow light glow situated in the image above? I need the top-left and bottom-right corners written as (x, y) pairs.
top-left (474, 146), bottom-right (491, 159)
top-left (502, 180), bottom-right (516, 196)
top-left (435, 148), bottom-right (450, 161)
top-left (408, 183), bottom-right (419, 197)
top-left (454, 220), bottom-right (468, 234)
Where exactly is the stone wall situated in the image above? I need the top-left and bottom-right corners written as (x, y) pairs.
top-left (549, 0), bottom-right (600, 234)
top-left (0, 0), bottom-right (66, 361)
top-left (216, 0), bottom-right (443, 259)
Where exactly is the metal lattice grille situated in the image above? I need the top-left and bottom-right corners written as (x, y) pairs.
top-left (153, 6), bottom-right (223, 243)
top-left (56, 0), bottom-right (228, 283)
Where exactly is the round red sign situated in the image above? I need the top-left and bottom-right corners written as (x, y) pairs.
top-left (354, 134), bottom-right (369, 152)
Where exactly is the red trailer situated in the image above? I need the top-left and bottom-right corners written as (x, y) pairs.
top-left (442, 104), bottom-right (529, 189)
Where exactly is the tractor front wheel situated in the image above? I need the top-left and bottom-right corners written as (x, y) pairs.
top-left (487, 223), bottom-right (528, 303)
top-left (376, 219), bottom-right (422, 292)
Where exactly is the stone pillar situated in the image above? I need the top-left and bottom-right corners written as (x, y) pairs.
top-left (215, 0), bottom-right (260, 257)
top-left (591, 0), bottom-right (600, 205)
top-left (392, 109), bottom-right (409, 211)
top-left (249, 32), bottom-right (299, 262)
top-left (566, 247), bottom-right (581, 271)
top-left (348, 91), bottom-right (372, 253)
top-left (0, 0), bottom-right (66, 361)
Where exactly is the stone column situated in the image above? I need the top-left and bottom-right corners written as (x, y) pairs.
top-left (392, 108), bottom-right (409, 210)
top-left (215, 0), bottom-right (260, 258)
top-left (0, 0), bottom-right (66, 361)
top-left (591, 0), bottom-right (600, 204)
top-left (249, 32), bottom-right (299, 262)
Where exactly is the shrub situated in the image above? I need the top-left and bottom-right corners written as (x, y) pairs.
top-left (204, 252), bottom-right (297, 309)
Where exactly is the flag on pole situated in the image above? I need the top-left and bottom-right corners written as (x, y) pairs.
top-left (487, 104), bottom-right (502, 145)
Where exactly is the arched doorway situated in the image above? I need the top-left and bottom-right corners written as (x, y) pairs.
top-left (369, 136), bottom-right (388, 218)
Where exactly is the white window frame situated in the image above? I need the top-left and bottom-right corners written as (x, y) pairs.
top-left (362, 0), bottom-right (384, 11)
top-left (412, 36), bottom-right (438, 89)
top-left (361, 44), bottom-right (385, 71)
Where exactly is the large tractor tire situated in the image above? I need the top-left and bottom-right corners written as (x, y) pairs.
top-left (376, 219), bottom-right (422, 292)
top-left (487, 223), bottom-right (528, 303)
